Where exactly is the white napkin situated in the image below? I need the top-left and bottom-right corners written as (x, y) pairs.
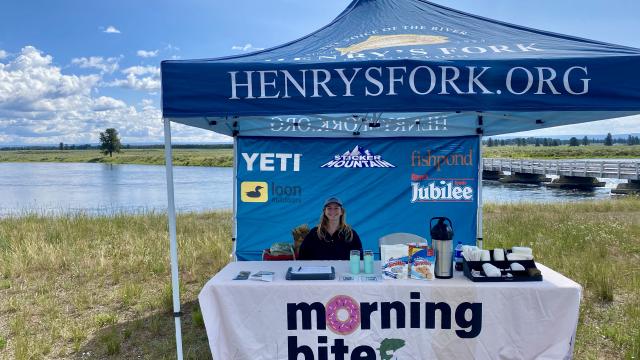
top-left (506, 253), bottom-right (533, 261)
top-left (511, 246), bottom-right (533, 256)
top-left (480, 250), bottom-right (491, 261)
top-left (482, 263), bottom-right (501, 277)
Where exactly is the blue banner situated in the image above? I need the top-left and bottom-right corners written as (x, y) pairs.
top-left (236, 136), bottom-right (479, 260)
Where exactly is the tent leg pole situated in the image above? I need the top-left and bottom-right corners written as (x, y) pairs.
top-left (232, 136), bottom-right (238, 261)
top-left (163, 118), bottom-right (184, 360)
top-left (477, 133), bottom-right (483, 250)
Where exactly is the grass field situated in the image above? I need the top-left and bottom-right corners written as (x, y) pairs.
top-left (1, 199), bottom-right (639, 359)
top-left (0, 149), bottom-right (233, 167)
top-left (0, 145), bottom-right (638, 168)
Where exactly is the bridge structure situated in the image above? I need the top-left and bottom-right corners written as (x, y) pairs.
top-left (482, 158), bottom-right (640, 194)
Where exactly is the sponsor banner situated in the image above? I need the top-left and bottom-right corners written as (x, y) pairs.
top-left (236, 136), bottom-right (479, 260)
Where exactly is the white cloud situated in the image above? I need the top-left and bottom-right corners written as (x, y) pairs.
top-left (0, 46), bottom-right (100, 112)
top-left (164, 44), bottom-right (180, 52)
top-left (0, 50), bottom-right (7, 59)
top-left (136, 49), bottom-right (159, 58)
top-left (0, 46), bottom-right (229, 145)
top-left (103, 26), bottom-right (121, 34)
top-left (91, 96), bottom-right (127, 111)
top-left (71, 56), bottom-right (121, 74)
top-left (105, 65), bottom-right (160, 91)
top-left (122, 65), bottom-right (159, 76)
top-left (231, 43), bottom-right (264, 52)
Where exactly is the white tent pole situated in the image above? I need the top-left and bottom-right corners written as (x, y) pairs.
top-left (232, 136), bottom-right (238, 261)
top-left (163, 117), bottom-right (184, 360)
top-left (477, 131), bottom-right (484, 250)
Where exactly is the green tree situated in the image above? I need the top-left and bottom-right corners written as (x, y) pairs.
top-left (581, 136), bottom-right (589, 146)
top-left (569, 137), bottom-right (579, 146)
top-left (59, 142), bottom-right (64, 151)
top-left (99, 128), bottom-right (122, 157)
top-left (604, 133), bottom-right (613, 146)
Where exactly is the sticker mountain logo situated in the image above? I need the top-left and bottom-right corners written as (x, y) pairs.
top-left (321, 145), bottom-right (396, 168)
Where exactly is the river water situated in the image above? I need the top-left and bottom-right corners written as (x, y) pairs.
top-left (0, 162), bottom-right (629, 217)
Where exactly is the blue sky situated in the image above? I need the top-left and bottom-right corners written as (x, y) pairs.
top-left (1, 0), bottom-right (639, 145)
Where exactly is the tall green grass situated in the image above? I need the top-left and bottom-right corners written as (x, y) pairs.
top-left (0, 199), bottom-right (638, 359)
top-left (1, 145), bottom-right (638, 169)
top-left (483, 144), bottom-right (640, 159)
top-left (0, 148), bottom-right (233, 167)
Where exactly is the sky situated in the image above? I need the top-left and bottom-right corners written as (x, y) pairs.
top-left (1, 0), bottom-right (639, 145)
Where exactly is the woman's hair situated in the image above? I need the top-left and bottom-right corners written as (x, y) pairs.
top-left (317, 205), bottom-right (353, 243)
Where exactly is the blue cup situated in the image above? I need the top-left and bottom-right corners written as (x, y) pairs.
top-left (350, 250), bottom-right (361, 274)
top-left (363, 250), bottom-right (374, 274)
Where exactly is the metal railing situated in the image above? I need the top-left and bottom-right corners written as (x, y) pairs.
top-left (483, 158), bottom-right (640, 180)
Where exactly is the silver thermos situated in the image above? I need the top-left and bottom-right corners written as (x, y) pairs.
top-left (430, 217), bottom-right (454, 279)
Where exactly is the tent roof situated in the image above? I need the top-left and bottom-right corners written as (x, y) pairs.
top-left (161, 0), bottom-right (640, 137)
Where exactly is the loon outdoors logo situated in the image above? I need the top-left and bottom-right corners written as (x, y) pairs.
top-left (321, 146), bottom-right (396, 168)
top-left (241, 181), bottom-right (268, 202)
top-left (335, 34), bottom-right (448, 55)
top-left (241, 181), bottom-right (302, 204)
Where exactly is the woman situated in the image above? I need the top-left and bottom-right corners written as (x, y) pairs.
top-left (298, 197), bottom-right (363, 260)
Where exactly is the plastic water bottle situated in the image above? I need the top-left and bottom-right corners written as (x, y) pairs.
top-left (454, 242), bottom-right (464, 271)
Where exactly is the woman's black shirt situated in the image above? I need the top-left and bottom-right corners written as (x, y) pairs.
top-left (298, 227), bottom-right (363, 260)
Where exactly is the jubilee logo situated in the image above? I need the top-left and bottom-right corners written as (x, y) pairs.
top-left (410, 180), bottom-right (474, 203)
top-left (321, 146), bottom-right (395, 168)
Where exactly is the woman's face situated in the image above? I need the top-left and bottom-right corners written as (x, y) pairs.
top-left (324, 203), bottom-right (343, 221)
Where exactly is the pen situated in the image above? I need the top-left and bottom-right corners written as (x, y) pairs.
top-left (298, 266), bottom-right (302, 271)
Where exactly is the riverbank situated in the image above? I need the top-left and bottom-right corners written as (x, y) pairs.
top-left (483, 144), bottom-right (640, 159)
top-left (0, 199), bottom-right (638, 359)
top-left (0, 149), bottom-right (233, 167)
top-left (0, 145), bottom-right (638, 167)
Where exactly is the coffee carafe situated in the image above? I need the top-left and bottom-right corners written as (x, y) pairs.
top-left (430, 217), bottom-right (454, 279)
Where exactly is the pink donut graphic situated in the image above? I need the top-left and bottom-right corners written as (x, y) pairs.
top-left (325, 295), bottom-right (360, 335)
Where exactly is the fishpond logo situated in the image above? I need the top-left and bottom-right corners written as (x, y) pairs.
top-left (321, 146), bottom-right (395, 168)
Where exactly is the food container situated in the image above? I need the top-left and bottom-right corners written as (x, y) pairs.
top-left (462, 250), bottom-right (542, 282)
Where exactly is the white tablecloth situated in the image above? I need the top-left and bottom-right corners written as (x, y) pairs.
top-left (199, 261), bottom-right (581, 360)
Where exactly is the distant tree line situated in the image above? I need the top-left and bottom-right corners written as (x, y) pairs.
top-left (1, 143), bottom-right (233, 151)
top-left (484, 133), bottom-right (640, 147)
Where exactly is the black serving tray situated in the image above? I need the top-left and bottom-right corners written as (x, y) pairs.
top-left (462, 256), bottom-right (543, 282)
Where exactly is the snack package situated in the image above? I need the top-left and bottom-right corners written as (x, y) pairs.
top-left (409, 245), bottom-right (435, 280)
top-left (381, 244), bottom-right (409, 279)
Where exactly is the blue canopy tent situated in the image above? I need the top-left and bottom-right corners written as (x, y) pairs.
top-left (160, 0), bottom-right (640, 357)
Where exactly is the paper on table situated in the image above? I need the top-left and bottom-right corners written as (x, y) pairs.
top-left (291, 266), bottom-right (333, 274)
